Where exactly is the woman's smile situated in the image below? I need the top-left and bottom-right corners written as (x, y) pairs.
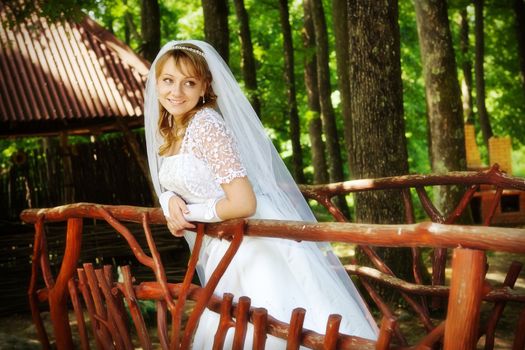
top-left (156, 57), bottom-right (205, 120)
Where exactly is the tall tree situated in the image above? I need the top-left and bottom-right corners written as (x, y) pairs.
top-left (310, 0), bottom-right (349, 214)
top-left (460, 8), bottom-right (474, 123)
top-left (140, 0), bottom-right (160, 62)
top-left (348, 0), bottom-right (412, 283)
top-left (474, 0), bottom-right (493, 148)
top-left (515, 0), bottom-right (525, 95)
top-left (123, 0), bottom-right (130, 45)
top-left (202, 0), bottom-right (229, 63)
top-left (414, 0), bottom-right (469, 203)
top-left (124, 1), bottom-right (141, 47)
top-left (415, 0), bottom-right (470, 295)
top-left (332, 0), bottom-right (353, 175)
top-left (309, 0), bottom-right (344, 183)
top-left (278, 0), bottom-right (305, 183)
top-left (302, 0), bottom-right (329, 184)
top-left (232, 0), bottom-right (261, 116)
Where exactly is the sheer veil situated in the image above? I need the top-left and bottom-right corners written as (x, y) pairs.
top-left (144, 40), bottom-right (378, 333)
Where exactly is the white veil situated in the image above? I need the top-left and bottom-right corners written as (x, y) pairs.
top-left (144, 40), bottom-right (378, 333)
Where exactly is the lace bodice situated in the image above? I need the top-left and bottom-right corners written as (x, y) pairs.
top-left (158, 108), bottom-right (247, 204)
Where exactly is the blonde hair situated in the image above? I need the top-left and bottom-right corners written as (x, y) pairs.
top-left (156, 44), bottom-right (217, 156)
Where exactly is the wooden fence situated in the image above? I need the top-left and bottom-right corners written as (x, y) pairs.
top-left (19, 166), bottom-right (525, 349)
top-left (1, 134), bottom-right (152, 221)
top-left (1, 134), bottom-right (154, 314)
top-left (0, 221), bottom-right (188, 316)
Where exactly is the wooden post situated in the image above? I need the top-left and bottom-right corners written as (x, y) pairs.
top-left (48, 218), bottom-right (83, 350)
top-left (444, 247), bottom-right (486, 350)
top-left (59, 132), bottom-right (75, 203)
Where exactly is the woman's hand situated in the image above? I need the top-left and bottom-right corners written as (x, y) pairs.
top-left (166, 194), bottom-right (195, 236)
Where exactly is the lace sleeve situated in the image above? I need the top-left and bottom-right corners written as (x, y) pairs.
top-left (189, 110), bottom-right (248, 184)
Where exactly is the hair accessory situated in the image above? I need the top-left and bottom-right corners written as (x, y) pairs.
top-left (172, 45), bottom-right (205, 57)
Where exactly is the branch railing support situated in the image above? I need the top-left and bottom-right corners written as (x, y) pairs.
top-left (20, 167), bottom-right (525, 349)
top-left (444, 248), bottom-right (486, 350)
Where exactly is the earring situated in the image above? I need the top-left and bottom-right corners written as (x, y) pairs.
top-left (201, 95), bottom-right (205, 104)
top-left (168, 114), bottom-right (173, 128)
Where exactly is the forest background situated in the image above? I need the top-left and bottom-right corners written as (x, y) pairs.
top-left (2, 0), bottom-right (525, 215)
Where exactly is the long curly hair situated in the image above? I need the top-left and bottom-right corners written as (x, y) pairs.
top-left (155, 44), bottom-right (217, 156)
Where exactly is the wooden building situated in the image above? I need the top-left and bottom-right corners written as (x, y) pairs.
top-left (0, 3), bottom-right (159, 315)
top-left (0, 2), bottom-right (149, 137)
top-left (0, 2), bottom-right (155, 214)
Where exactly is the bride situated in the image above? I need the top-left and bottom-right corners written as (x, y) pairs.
top-left (144, 40), bottom-right (378, 348)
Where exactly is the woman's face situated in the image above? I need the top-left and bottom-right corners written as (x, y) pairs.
top-left (156, 57), bottom-right (206, 121)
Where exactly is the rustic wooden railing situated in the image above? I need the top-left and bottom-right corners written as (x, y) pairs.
top-left (300, 165), bottom-right (525, 348)
top-left (20, 165), bottom-right (525, 349)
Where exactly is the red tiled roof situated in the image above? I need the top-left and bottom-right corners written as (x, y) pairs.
top-left (0, 3), bottom-right (150, 136)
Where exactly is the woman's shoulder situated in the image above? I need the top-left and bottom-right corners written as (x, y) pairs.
top-left (192, 107), bottom-right (224, 124)
top-left (189, 107), bottom-right (227, 132)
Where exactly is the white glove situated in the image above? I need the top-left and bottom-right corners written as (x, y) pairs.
top-left (159, 191), bottom-right (222, 223)
top-left (184, 197), bottom-right (222, 223)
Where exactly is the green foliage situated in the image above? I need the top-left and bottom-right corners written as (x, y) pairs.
top-left (482, 6), bottom-right (525, 145)
top-left (513, 145), bottom-right (525, 177)
top-left (399, 1), bottom-right (525, 174)
top-left (162, 0), bottom-right (203, 43)
top-left (399, 1), bottom-right (431, 175)
top-left (450, 3), bottom-right (525, 162)
top-left (7, 0), bottom-right (524, 180)
top-left (0, 138), bottom-right (41, 170)
top-left (2, 0), bottom-right (94, 27)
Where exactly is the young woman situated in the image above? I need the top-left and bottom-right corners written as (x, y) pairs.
top-left (144, 40), bottom-right (378, 348)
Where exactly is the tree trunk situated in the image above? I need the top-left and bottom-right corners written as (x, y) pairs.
top-left (332, 0), bottom-right (352, 175)
top-left (515, 0), bottom-right (525, 95)
top-left (123, 0), bottom-right (130, 45)
top-left (232, 0), bottom-right (261, 117)
top-left (414, 0), bottom-right (470, 202)
top-left (302, 0), bottom-right (329, 184)
top-left (308, 118), bottom-right (328, 184)
top-left (474, 0), bottom-right (493, 148)
top-left (310, 0), bottom-right (349, 215)
top-left (278, 0), bottom-right (305, 184)
top-left (460, 8), bottom-right (474, 123)
top-left (348, 0), bottom-right (412, 291)
top-left (310, 0), bottom-right (345, 183)
top-left (140, 0), bottom-right (160, 63)
top-left (202, 0), bottom-right (230, 63)
top-left (126, 12), bottom-right (141, 44)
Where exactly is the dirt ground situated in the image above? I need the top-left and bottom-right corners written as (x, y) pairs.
top-left (1, 250), bottom-right (523, 349)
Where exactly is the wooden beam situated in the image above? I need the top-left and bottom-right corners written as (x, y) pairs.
top-left (444, 248), bottom-right (486, 349)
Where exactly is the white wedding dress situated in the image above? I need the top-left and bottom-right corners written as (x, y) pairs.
top-left (159, 108), bottom-right (378, 348)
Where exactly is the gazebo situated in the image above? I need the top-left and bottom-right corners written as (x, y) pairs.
top-left (0, 3), bottom-right (165, 316)
top-left (0, 3), bottom-right (155, 210)
top-left (0, 3), bottom-right (149, 136)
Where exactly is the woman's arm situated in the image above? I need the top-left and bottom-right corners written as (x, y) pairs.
top-left (162, 176), bottom-right (256, 236)
top-left (215, 176), bottom-right (256, 220)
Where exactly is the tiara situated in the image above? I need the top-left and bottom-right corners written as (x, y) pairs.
top-left (172, 45), bottom-right (205, 57)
